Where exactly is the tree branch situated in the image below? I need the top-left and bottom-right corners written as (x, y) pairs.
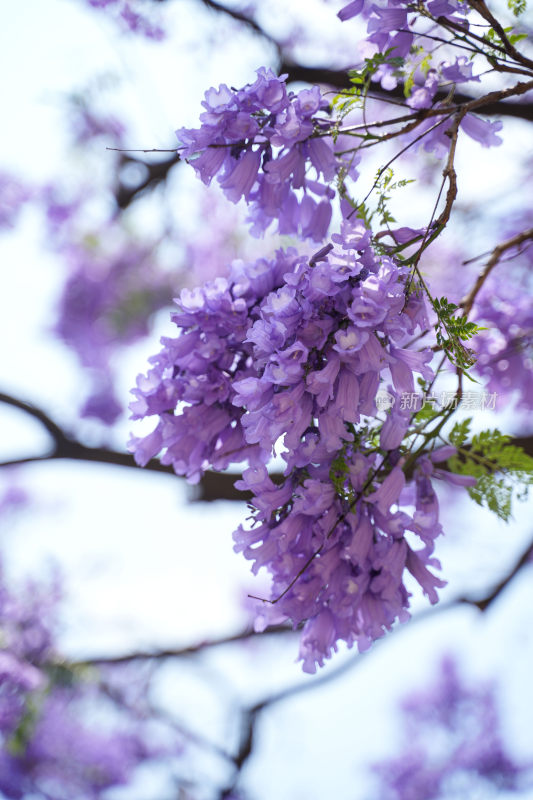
top-left (196, 0), bottom-right (281, 54)
top-left (461, 227), bottom-right (533, 316)
top-left (75, 623), bottom-right (296, 665)
top-left (467, 0), bottom-right (533, 72)
top-left (218, 528), bottom-right (533, 796)
top-left (115, 152), bottom-right (180, 209)
top-left (0, 392), bottom-right (68, 448)
top-left (1, 390), bottom-right (532, 500)
top-left (279, 62), bottom-right (533, 122)
top-left (75, 531), bottom-right (533, 666)
top-left (460, 535), bottom-right (533, 612)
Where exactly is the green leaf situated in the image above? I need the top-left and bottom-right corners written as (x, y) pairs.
top-left (432, 296), bottom-right (485, 371)
top-left (507, 0), bottom-right (526, 16)
top-left (447, 426), bottom-right (533, 521)
top-left (448, 417), bottom-right (472, 449)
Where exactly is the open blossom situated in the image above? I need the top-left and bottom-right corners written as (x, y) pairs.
top-left (177, 70), bottom-right (347, 240)
top-left (129, 214), bottom-right (465, 671)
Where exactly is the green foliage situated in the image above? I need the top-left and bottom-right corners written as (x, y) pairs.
top-left (332, 50), bottom-right (404, 116)
top-left (404, 50), bottom-right (433, 98)
top-left (375, 168), bottom-right (415, 226)
top-left (448, 417), bottom-right (471, 449)
top-left (6, 696), bottom-right (42, 756)
top-left (413, 401), bottom-right (442, 425)
top-left (483, 24), bottom-right (527, 57)
top-left (508, 0), bottom-right (527, 16)
top-left (353, 167), bottom-right (415, 229)
top-left (432, 296), bottom-right (486, 371)
top-left (447, 419), bottom-right (533, 521)
top-left (329, 452), bottom-right (352, 500)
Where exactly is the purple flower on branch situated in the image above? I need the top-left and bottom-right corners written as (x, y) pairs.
top-left (129, 215), bottom-right (451, 671)
top-left (176, 70), bottom-right (341, 240)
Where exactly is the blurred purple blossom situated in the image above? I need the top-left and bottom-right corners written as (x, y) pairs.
top-left (473, 274), bottom-right (533, 411)
top-left (371, 656), bottom-right (533, 799)
top-left (54, 233), bottom-right (176, 424)
top-left (82, 0), bottom-right (165, 39)
top-left (0, 562), bottom-right (180, 799)
top-left (0, 173), bottom-right (33, 230)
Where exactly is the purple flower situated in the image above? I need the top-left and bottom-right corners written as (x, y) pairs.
top-left (472, 273), bottom-right (533, 410)
top-left (54, 233), bottom-right (175, 425)
top-left (176, 71), bottom-right (341, 240)
top-left (461, 113), bottom-right (503, 147)
top-left (441, 56), bottom-right (480, 85)
top-left (337, 0), bottom-right (364, 21)
top-left (367, 6), bottom-right (408, 35)
top-left (219, 148), bottom-right (261, 201)
top-left (130, 215), bottom-right (444, 672)
top-left (0, 172), bottom-right (32, 230)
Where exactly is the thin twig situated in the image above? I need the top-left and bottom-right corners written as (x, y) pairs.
top-left (74, 624), bottom-right (296, 666)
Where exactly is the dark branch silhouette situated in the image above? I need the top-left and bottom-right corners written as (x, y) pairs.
top-left (219, 532), bottom-right (533, 796)
top-left (279, 62), bottom-right (533, 121)
top-left (73, 531), bottom-right (533, 668)
top-left (1, 390), bottom-right (532, 501)
top-left (116, 152), bottom-right (180, 209)
top-left (77, 623), bottom-right (296, 665)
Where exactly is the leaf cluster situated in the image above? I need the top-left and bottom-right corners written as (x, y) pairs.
top-left (507, 0), bottom-right (527, 17)
top-left (483, 24), bottom-right (527, 57)
top-left (432, 296), bottom-right (485, 371)
top-left (404, 49), bottom-right (433, 99)
top-left (447, 419), bottom-right (533, 521)
top-left (355, 167), bottom-right (415, 229)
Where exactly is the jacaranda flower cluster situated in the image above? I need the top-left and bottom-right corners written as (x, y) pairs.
top-left (129, 213), bottom-right (474, 671)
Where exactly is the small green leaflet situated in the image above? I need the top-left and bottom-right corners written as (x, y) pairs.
top-left (432, 296), bottom-right (486, 372)
top-left (447, 418), bottom-right (533, 521)
top-left (508, 0), bottom-right (527, 16)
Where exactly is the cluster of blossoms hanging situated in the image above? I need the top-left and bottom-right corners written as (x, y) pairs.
top-left (176, 68), bottom-right (353, 240)
top-left (338, 0), bottom-right (504, 153)
top-left (55, 232), bottom-right (175, 424)
top-left (81, 0), bottom-right (165, 39)
top-left (129, 208), bottom-right (476, 672)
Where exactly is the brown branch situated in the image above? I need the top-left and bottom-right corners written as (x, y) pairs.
top-left (195, 0), bottom-right (281, 54)
top-left (72, 527), bottom-right (533, 800)
top-left (467, 0), bottom-right (533, 72)
top-left (280, 63), bottom-right (533, 121)
top-left (69, 533), bottom-right (533, 669)
top-left (458, 535), bottom-right (533, 612)
top-left (437, 111), bottom-right (464, 228)
top-left (1, 390), bottom-right (532, 500)
top-left (0, 392), bottom-right (70, 449)
top-left (74, 624), bottom-right (296, 665)
top-left (461, 227), bottom-right (533, 316)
